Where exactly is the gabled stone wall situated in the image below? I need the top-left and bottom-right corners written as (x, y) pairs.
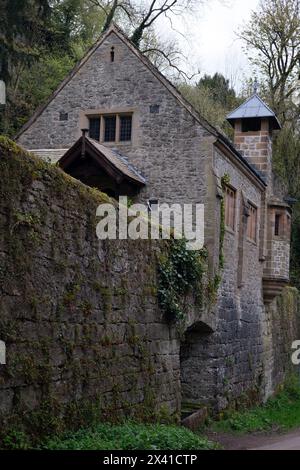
top-left (16, 31), bottom-right (210, 210)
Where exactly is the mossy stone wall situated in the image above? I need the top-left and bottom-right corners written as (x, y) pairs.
top-left (0, 138), bottom-right (181, 442)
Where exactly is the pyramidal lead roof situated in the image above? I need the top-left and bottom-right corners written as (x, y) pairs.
top-left (227, 94), bottom-right (281, 130)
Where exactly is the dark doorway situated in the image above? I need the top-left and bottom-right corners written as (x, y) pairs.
top-left (180, 321), bottom-right (214, 418)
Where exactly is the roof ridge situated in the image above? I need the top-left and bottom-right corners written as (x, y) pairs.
top-left (254, 93), bottom-right (277, 116)
top-left (227, 93), bottom-right (276, 119)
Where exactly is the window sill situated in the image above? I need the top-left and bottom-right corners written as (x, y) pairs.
top-left (101, 141), bottom-right (132, 146)
top-left (274, 235), bottom-right (288, 241)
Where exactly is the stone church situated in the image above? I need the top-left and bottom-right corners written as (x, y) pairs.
top-left (15, 24), bottom-right (294, 411)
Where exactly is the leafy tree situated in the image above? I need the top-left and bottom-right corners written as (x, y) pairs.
top-left (1, 0), bottom-right (213, 136)
top-left (238, 0), bottom-right (300, 124)
top-left (180, 74), bottom-right (241, 137)
top-left (0, 0), bottom-right (108, 136)
top-left (197, 73), bottom-right (237, 108)
top-left (239, 0), bottom-right (300, 287)
top-left (0, 0), bottom-right (55, 85)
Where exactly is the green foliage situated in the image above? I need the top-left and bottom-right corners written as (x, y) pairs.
top-left (179, 77), bottom-right (241, 138)
top-left (0, 0), bottom-right (53, 83)
top-left (211, 376), bottom-right (300, 434)
top-left (42, 422), bottom-right (216, 450)
top-left (0, 0), bottom-right (106, 136)
top-left (238, 1), bottom-right (300, 284)
top-left (1, 430), bottom-right (31, 450)
top-left (197, 73), bottom-right (236, 109)
top-left (220, 173), bottom-right (231, 187)
top-left (238, 0), bottom-right (300, 121)
top-left (273, 125), bottom-right (300, 198)
top-left (290, 205), bottom-right (300, 289)
top-left (158, 239), bottom-right (207, 323)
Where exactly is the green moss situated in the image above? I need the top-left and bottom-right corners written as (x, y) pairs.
top-left (142, 285), bottom-right (157, 296)
top-left (0, 137), bottom-right (110, 207)
top-left (96, 286), bottom-right (113, 315)
top-left (92, 281), bottom-right (102, 292)
top-left (80, 300), bottom-right (93, 316)
top-left (0, 136), bottom-right (25, 154)
top-left (114, 287), bottom-right (128, 296)
top-left (63, 282), bottom-right (81, 306)
top-left (100, 334), bottom-right (112, 347)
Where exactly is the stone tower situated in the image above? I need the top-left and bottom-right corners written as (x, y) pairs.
top-left (227, 93), bottom-right (281, 190)
top-left (227, 95), bottom-right (291, 303)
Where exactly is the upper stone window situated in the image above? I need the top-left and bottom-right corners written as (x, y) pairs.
top-left (274, 211), bottom-right (290, 238)
top-left (89, 117), bottom-right (100, 141)
top-left (274, 213), bottom-right (282, 236)
top-left (224, 185), bottom-right (236, 231)
top-left (104, 116), bottom-right (116, 142)
top-left (247, 202), bottom-right (258, 242)
top-left (120, 115), bottom-right (132, 141)
top-left (88, 113), bottom-right (133, 143)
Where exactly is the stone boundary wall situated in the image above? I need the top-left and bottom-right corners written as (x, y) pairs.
top-left (0, 138), bottom-right (299, 444)
top-left (264, 288), bottom-right (300, 399)
top-left (0, 139), bottom-right (181, 440)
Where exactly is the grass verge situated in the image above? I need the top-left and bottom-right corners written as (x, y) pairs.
top-left (40, 422), bottom-right (217, 450)
top-left (210, 376), bottom-right (300, 434)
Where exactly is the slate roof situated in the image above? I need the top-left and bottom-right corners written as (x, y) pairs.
top-left (58, 136), bottom-right (146, 186)
top-left (85, 137), bottom-right (146, 185)
top-left (227, 94), bottom-right (281, 130)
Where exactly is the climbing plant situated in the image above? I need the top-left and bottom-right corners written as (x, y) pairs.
top-left (158, 175), bottom-right (230, 324)
top-left (157, 239), bottom-right (207, 323)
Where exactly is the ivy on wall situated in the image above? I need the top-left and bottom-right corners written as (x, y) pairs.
top-left (158, 174), bottom-right (231, 324)
top-left (157, 239), bottom-right (207, 323)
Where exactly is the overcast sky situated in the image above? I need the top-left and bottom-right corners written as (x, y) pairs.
top-left (157, 0), bottom-right (260, 90)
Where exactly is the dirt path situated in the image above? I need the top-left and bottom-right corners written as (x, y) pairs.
top-left (208, 429), bottom-right (300, 450)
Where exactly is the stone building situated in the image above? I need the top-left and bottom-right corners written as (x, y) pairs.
top-left (15, 24), bottom-right (294, 412)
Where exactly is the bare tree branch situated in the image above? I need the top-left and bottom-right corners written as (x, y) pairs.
top-left (142, 46), bottom-right (199, 80)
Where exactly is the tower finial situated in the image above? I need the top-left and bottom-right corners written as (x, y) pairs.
top-left (253, 78), bottom-right (259, 94)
